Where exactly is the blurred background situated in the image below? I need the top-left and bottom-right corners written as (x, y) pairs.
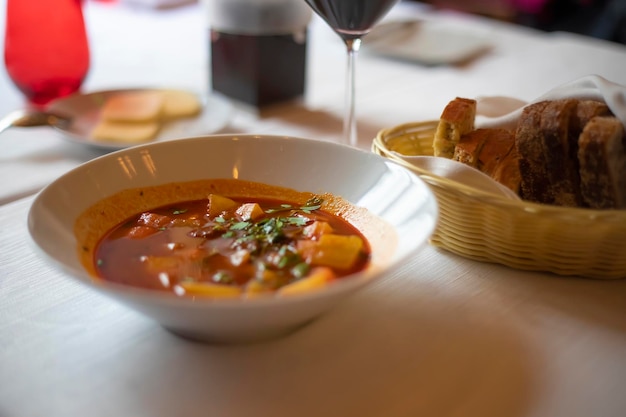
top-left (90, 0), bottom-right (626, 45)
top-left (416, 0), bottom-right (626, 44)
top-left (115, 0), bottom-right (626, 44)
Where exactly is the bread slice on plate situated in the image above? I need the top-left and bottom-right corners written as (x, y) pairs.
top-left (578, 116), bottom-right (626, 209)
top-left (100, 91), bottom-right (164, 123)
top-left (91, 120), bottom-right (161, 143)
top-left (161, 90), bottom-right (202, 119)
top-left (90, 89), bottom-right (203, 144)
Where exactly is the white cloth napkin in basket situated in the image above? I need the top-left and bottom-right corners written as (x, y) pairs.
top-left (475, 74), bottom-right (626, 130)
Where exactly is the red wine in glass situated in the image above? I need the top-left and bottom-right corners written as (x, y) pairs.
top-left (303, 0), bottom-right (400, 146)
top-left (4, 0), bottom-right (90, 107)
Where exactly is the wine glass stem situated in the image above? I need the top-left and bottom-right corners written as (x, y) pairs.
top-left (344, 37), bottom-right (361, 147)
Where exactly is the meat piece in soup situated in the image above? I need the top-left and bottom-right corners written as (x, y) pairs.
top-left (94, 195), bottom-right (371, 298)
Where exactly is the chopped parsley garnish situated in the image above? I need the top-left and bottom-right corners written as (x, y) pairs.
top-left (230, 221), bottom-right (250, 230)
top-left (286, 217), bottom-right (307, 226)
top-left (265, 196), bottom-right (324, 214)
top-left (190, 197), bottom-right (325, 257)
top-left (291, 262), bottom-right (310, 279)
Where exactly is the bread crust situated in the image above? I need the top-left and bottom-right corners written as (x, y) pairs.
top-left (514, 101), bottom-right (552, 203)
top-left (578, 116), bottom-right (626, 209)
top-left (574, 100), bottom-right (611, 132)
top-left (476, 128), bottom-right (516, 177)
top-left (453, 128), bottom-right (486, 168)
top-left (433, 97), bottom-right (476, 158)
top-left (492, 145), bottom-right (521, 194)
top-left (540, 99), bottom-right (580, 206)
top-left (454, 128), bottom-right (520, 193)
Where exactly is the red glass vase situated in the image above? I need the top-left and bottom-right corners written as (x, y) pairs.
top-left (4, 0), bottom-right (90, 106)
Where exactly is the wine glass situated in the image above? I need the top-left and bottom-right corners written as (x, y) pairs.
top-left (303, 0), bottom-right (400, 146)
top-left (4, 0), bottom-right (90, 107)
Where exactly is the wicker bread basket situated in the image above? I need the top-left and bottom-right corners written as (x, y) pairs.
top-left (372, 120), bottom-right (626, 279)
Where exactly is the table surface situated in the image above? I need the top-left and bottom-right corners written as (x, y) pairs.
top-left (2, 1), bottom-right (626, 416)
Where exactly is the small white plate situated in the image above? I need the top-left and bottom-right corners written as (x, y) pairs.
top-left (364, 19), bottom-right (492, 65)
top-left (46, 88), bottom-right (233, 151)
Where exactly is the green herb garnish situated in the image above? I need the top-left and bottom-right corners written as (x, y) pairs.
top-left (212, 271), bottom-right (234, 284)
top-left (265, 197), bottom-right (324, 214)
top-left (286, 217), bottom-right (307, 226)
top-left (230, 221), bottom-right (250, 231)
top-left (291, 262), bottom-right (310, 279)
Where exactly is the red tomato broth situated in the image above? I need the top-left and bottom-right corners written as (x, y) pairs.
top-left (74, 179), bottom-right (398, 298)
top-left (93, 196), bottom-right (371, 295)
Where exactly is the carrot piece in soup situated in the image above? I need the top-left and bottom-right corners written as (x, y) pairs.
top-left (207, 194), bottom-right (238, 217)
top-left (256, 269), bottom-right (282, 287)
top-left (278, 267), bottom-right (336, 296)
top-left (244, 279), bottom-right (274, 298)
top-left (175, 281), bottom-right (242, 298)
top-left (298, 234), bottom-right (364, 270)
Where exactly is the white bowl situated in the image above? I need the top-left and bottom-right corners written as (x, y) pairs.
top-left (28, 135), bottom-right (438, 343)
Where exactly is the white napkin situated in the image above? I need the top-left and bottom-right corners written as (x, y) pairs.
top-left (475, 74), bottom-right (626, 130)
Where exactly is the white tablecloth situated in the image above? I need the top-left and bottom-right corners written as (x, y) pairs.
top-left (1, 1), bottom-right (626, 416)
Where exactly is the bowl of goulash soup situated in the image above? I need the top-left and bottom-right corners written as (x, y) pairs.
top-left (28, 134), bottom-right (438, 343)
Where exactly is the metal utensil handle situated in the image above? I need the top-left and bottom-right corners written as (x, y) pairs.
top-left (0, 109), bottom-right (72, 134)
